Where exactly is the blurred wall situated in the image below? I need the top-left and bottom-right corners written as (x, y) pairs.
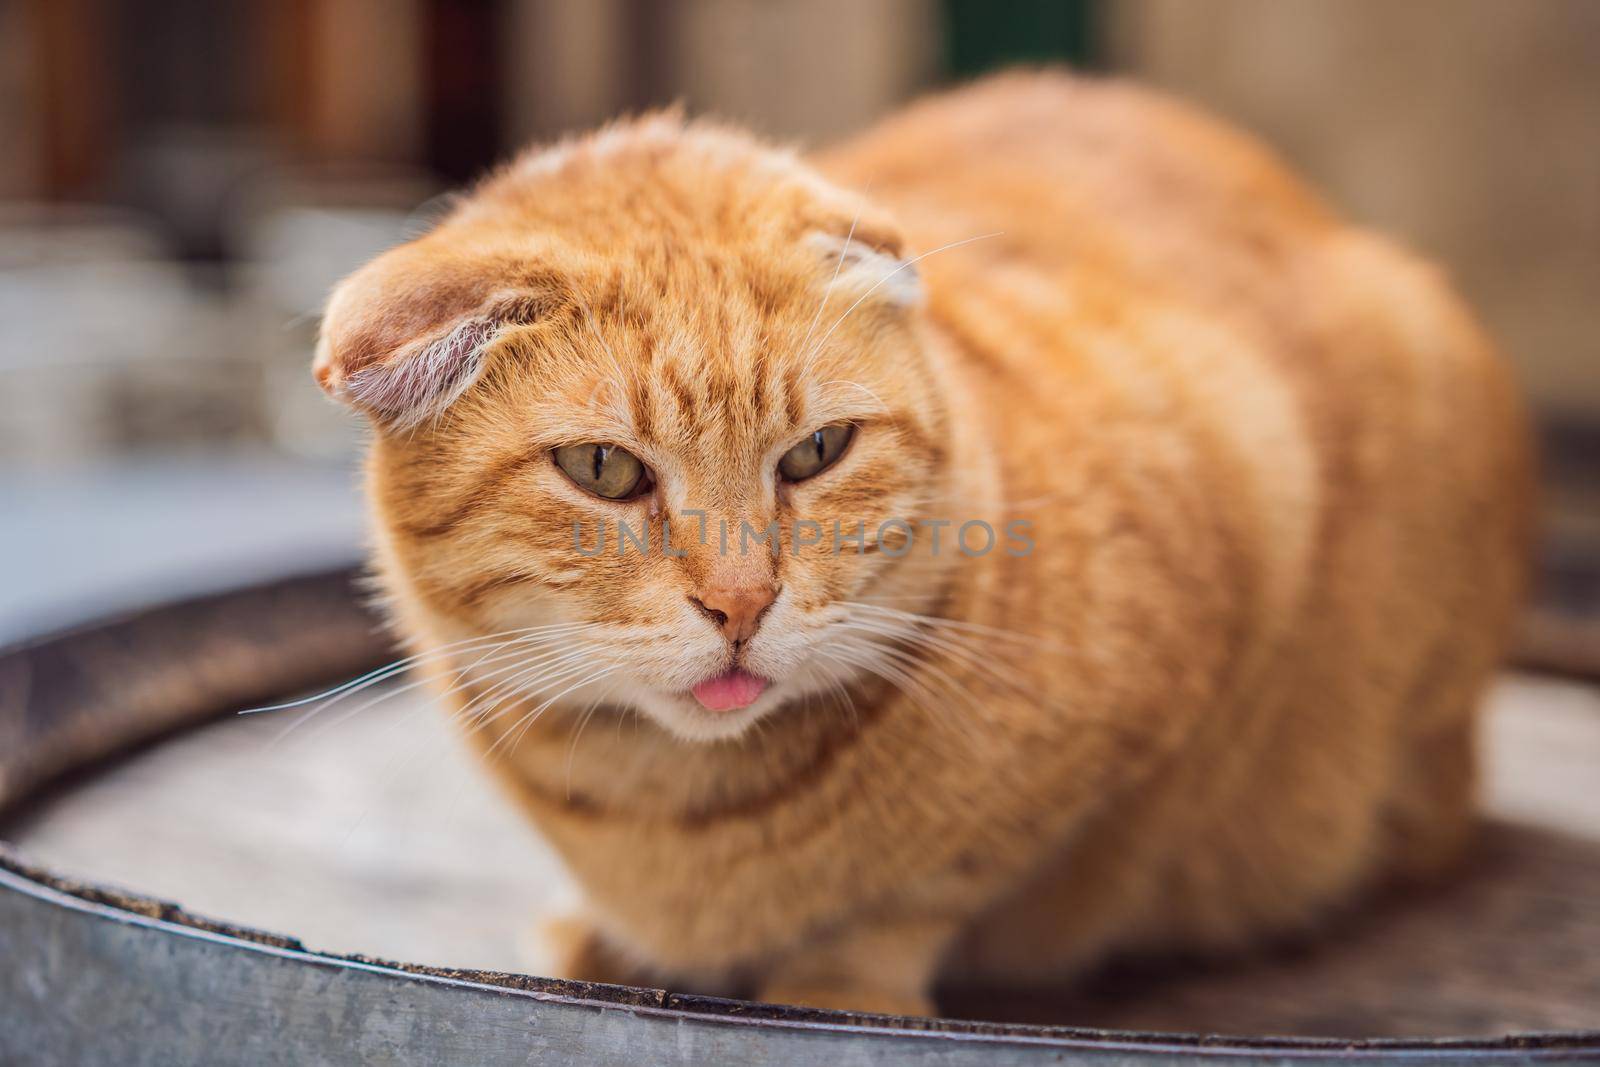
top-left (0, 0), bottom-right (1594, 470)
top-left (1109, 0), bottom-right (1600, 421)
top-left (503, 0), bottom-right (940, 144)
top-left (670, 0), bottom-right (939, 142)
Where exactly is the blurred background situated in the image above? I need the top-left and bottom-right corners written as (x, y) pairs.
top-left (1, 0), bottom-right (1597, 641)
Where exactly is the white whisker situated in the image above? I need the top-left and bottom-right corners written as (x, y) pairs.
top-left (487, 663), bottom-right (621, 761)
top-left (239, 623), bottom-right (587, 716)
top-left (269, 624), bottom-right (601, 742)
top-left (277, 628), bottom-right (600, 744)
top-left (795, 199), bottom-right (865, 360)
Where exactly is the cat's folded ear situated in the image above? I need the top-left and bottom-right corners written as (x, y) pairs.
top-left (313, 240), bottom-right (563, 430)
top-left (804, 208), bottom-right (922, 309)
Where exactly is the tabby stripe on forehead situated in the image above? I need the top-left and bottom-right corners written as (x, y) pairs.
top-left (401, 445), bottom-right (548, 538)
top-left (630, 376), bottom-right (654, 442)
top-left (781, 374), bottom-right (806, 428)
top-left (749, 351), bottom-right (769, 416)
top-left (665, 364), bottom-right (697, 418)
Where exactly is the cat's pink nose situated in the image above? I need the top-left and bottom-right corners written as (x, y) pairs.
top-left (690, 584), bottom-right (777, 645)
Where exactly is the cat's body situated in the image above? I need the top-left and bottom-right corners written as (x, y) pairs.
top-left (315, 73), bottom-right (1530, 1015)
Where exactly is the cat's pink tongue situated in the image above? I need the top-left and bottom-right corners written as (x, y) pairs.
top-left (691, 669), bottom-right (769, 712)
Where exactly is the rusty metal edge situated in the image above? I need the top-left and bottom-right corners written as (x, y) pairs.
top-left (1, 566), bottom-right (1599, 1063)
top-left (5, 850), bottom-right (1599, 1065)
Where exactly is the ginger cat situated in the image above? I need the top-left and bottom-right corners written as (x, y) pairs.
top-left (313, 73), bottom-right (1531, 1016)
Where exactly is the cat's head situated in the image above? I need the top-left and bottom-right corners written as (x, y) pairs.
top-left (315, 116), bottom-right (958, 742)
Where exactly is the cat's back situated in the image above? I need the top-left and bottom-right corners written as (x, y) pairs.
top-left (820, 71), bottom-right (1531, 745)
top-left (815, 70), bottom-right (1337, 327)
top-left (817, 71), bottom-right (1527, 516)
top-left (822, 76), bottom-right (1530, 955)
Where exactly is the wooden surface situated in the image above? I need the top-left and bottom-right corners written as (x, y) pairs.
top-left (9, 673), bottom-right (1600, 1039)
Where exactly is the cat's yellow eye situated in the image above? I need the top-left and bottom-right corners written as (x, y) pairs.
top-left (554, 443), bottom-right (650, 500)
top-left (778, 423), bottom-right (855, 482)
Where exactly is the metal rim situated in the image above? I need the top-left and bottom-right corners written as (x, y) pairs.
top-left (3, 567), bottom-right (1598, 1064)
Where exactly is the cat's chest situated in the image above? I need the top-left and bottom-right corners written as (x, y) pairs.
top-left (494, 701), bottom-right (867, 815)
top-left (496, 710), bottom-right (884, 882)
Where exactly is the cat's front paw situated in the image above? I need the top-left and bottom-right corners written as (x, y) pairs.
top-left (532, 912), bottom-right (647, 988)
top-left (758, 982), bottom-right (935, 1019)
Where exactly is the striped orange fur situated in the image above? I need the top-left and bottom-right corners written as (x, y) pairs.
top-left (314, 72), bottom-right (1532, 1015)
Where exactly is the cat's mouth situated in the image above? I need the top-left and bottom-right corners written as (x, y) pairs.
top-left (689, 668), bottom-right (770, 712)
